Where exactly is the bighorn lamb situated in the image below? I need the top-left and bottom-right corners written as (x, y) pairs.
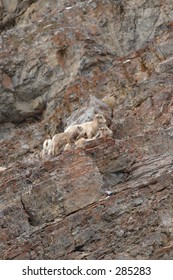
top-left (95, 126), bottom-right (113, 138)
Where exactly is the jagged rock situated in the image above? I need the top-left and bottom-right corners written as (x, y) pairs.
top-left (1, 151), bottom-right (173, 259)
top-left (0, 0), bottom-right (172, 125)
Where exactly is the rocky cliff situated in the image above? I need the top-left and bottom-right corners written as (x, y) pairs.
top-left (1, 0), bottom-right (173, 259)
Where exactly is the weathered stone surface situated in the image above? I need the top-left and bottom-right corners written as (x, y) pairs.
top-left (21, 150), bottom-right (103, 226)
top-left (1, 152), bottom-right (173, 259)
top-left (65, 95), bottom-right (112, 128)
top-left (0, 0), bottom-right (173, 125)
top-left (1, 0), bottom-right (173, 260)
top-left (1, 0), bottom-right (18, 13)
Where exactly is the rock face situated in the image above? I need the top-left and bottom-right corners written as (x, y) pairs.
top-left (1, 0), bottom-right (173, 259)
top-left (1, 0), bottom-right (18, 13)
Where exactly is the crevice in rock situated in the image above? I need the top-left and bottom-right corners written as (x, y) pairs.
top-left (20, 197), bottom-right (34, 226)
top-left (73, 244), bottom-right (85, 252)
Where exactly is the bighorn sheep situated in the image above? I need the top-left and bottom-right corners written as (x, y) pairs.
top-left (40, 139), bottom-right (53, 158)
top-left (52, 126), bottom-right (83, 155)
top-left (95, 126), bottom-right (113, 138)
top-left (65, 114), bottom-right (107, 139)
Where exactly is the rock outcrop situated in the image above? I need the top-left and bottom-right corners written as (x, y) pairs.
top-left (1, 0), bottom-right (173, 259)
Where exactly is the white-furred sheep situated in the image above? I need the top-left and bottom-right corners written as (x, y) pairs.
top-left (52, 126), bottom-right (82, 155)
top-left (95, 126), bottom-right (113, 138)
top-left (65, 114), bottom-right (107, 139)
top-left (40, 139), bottom-right (53, 158)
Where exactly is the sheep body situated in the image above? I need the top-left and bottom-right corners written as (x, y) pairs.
top-left (65, 114), bottom-right (106, 139)
top-left (96, 126), bottom-right (113, 138)
top-left (52, 127), bottom-right (82, 155)
top-left (40, 139), bottom-right (53, 158)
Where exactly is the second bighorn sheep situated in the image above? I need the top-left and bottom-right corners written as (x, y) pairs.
top-left (52, 126), bottom-right (83, 155)
top-left (95, 126), bottom-right (113, 138)
top-left (65, 114), bottom-right (107, 139)
top-left (40, 139), bottom-right (53, 158)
